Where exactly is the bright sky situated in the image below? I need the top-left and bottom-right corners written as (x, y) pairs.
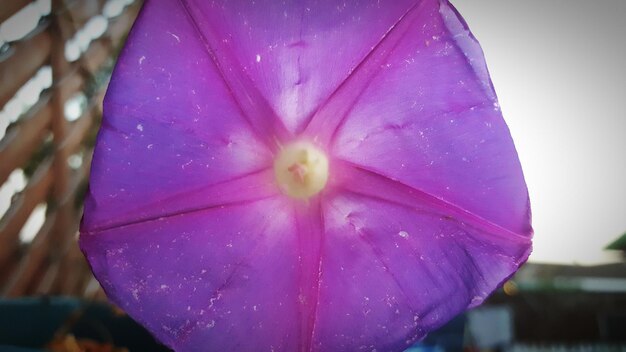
top-left (454, 0), bottom-right (626, 264)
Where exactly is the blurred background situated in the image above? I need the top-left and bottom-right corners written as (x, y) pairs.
top-left (0, 0), bottom-right (624, 351)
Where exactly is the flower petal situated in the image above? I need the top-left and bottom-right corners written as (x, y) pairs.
top-left (82, 0), bottom-right (274, 232)
top-left (80, 198), bottom-right (302, 352)
top-left (330, 0), bottom-right (530, 235)
top-left (80, 2), bottom-right (534, 351)
top-left (314, 189), bottom-right (531, 351)
top-left (183, 0), bottom-right (417, 132)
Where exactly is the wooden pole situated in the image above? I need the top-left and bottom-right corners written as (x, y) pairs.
top-left (47, 0), bottom-right (75, 294)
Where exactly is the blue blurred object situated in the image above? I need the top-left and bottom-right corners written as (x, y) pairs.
top-left (0, 297), bottom-right (466, 351)
top-left (405, 346), bottom-right (445, 352)
top-left (0, 297), bottom-right (169, 351)
top-left (408, 314), bottom-right (466, 352)
top-left (0, 346), bottom-right (43, 352)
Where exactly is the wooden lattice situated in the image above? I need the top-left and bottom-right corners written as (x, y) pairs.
top-left (0, 0), bottom-right (141, 299)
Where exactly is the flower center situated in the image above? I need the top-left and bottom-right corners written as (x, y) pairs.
top-left (274, 141), bottom-right (329, 199)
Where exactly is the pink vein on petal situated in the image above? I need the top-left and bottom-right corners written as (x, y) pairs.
top-left (293, 199), bottom-right (325, 352)
top-left (333, 160), bottom-right (532, 243)
top-left (177, 0), bottom-right (291, 150)
top-left (84, 168), bottom-right (278, 234)
top-left (301, 0), bottom-right (424, 144)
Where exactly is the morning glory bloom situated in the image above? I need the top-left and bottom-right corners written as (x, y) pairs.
top-left (80, 0), bottom-right (533, 351)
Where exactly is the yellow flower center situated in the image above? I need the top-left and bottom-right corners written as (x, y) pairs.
top-left (274, 141), bottom-right (329, 199)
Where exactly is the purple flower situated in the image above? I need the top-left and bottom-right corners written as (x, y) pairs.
top-left (80, 0), bottom-right (532, 351)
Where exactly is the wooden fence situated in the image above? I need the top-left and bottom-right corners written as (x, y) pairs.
top-left (0, 0), bottom-right (141, 299)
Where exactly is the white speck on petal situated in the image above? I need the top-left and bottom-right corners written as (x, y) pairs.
top-left (255, 54), bottom-right (261, 63)
top-left (398, 231), bottom-right (409, 238)
top-left (168, 31), bottom-right (180, 43)
top-left (136, 124), bottom-right (143, 131)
